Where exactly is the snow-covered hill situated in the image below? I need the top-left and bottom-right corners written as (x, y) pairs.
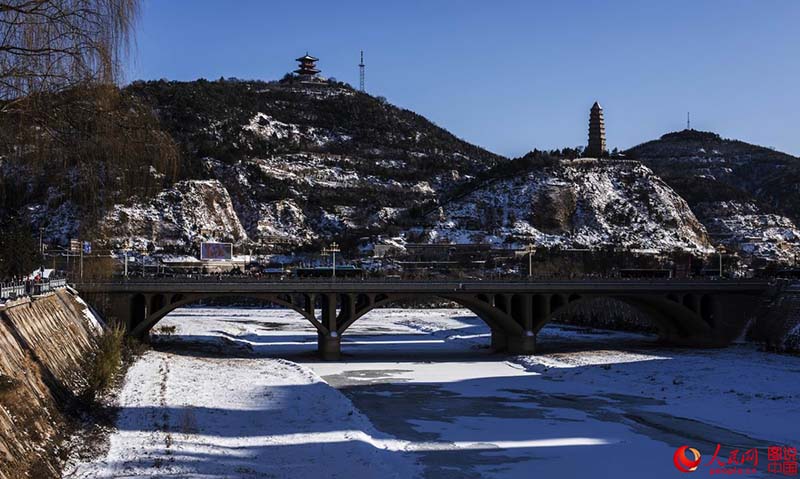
top-left (8, 80), bottom-right (796, 265)
top-left (112, 79), bottom-right (501, 249)
top-left (95, 82), bottom-right (724, 256)
top-left (411, 159), bottom-right (711, 252)
top-left (627, 129), bottom-right (800, 262)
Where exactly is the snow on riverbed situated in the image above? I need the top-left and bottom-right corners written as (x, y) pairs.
top-left (69, 307), bottom-right (800, 478)
top-left (67, 349), bottom-right (420, 478)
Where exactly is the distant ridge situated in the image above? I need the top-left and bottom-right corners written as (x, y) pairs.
top-left (626, 129), bottom-right (800, 263)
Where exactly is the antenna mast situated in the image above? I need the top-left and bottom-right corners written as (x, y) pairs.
top-left (359, 50), bottom-right (365, 92)
top-left (687, 112), bottom-right (691, 130)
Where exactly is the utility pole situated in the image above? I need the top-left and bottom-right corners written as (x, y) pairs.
top-left (124, 250), bottom-right (128, 278)
top-left (80, 245), bottom-right (84, 280)
top-left (717, 246), bottom-right (724, 278)
top-left (687, 112), bottom-right (691, 130)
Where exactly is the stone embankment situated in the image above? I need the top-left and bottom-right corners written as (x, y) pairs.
top-left (0, 289), bottom-right (103, 478)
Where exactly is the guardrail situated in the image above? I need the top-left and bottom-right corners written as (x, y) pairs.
top-left (80, 276), bottom-right (771, 285)
top-left (0, 278), bottom-right (68, 300)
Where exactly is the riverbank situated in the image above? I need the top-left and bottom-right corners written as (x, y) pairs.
top-left (0, 290), bottom-right (104, 479)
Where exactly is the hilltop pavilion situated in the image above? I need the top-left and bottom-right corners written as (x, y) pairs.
top-left (294, 53), bottom-right (321, 81)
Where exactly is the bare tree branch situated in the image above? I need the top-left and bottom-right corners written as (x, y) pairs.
top-left (0, 0), bottom-right (139, 103)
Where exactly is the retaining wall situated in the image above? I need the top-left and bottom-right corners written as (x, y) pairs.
top-left (0, 290), bottom-right (102, 478)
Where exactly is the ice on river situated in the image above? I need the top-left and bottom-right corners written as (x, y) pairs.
top-left (68, 307), bottom-right (800, 478)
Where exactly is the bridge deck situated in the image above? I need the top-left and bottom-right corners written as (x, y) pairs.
top-left (75, 279), bottom-right (772, 294)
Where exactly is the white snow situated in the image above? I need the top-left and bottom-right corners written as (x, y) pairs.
top-left (69, 307), bottom-right (800, 478)
top-left (68, 351), bottom-right (419, 478)
top-left (243, 113), bottom-right (350, 148)
top-left (71, 292), bottom-right (105, 333)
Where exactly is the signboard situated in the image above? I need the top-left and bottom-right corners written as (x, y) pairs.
top-left (70, 239), bottom-right (81, 253)
top-left (83, 241), bottom-right (92, 254)
top-left (200, 242), bottom-right (233, 260)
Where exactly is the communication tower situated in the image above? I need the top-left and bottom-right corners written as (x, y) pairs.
top-left (359, 50), bottom-right (365, 92)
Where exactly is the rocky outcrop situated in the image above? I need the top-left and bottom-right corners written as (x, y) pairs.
top-left (419, 159), bottom-right (712, 252)
top-left (100, 179), bottom-right (248, 250)
top-left (0, 290), bottom-right (102, 479)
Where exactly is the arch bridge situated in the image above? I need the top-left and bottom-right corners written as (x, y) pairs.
top-left (75, 279), bottom-right (771, 360)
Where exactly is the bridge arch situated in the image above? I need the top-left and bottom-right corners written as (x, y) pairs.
top-left (150, 294), bottom-right (166, 315)
top-left (79, 280), bottom-right (767, 361)
top-left (334, 292), bottom-right (525, 336)
top-left (128, 290), bottom-right (724, 357)
top-left (547, 293), bottom-right (714, 342)
top-left (131, 294), bottom-right (146, 328)
top-left (129, 292), bottom-right (321, 338)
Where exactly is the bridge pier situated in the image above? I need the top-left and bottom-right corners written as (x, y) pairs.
top-left (318, 332), bottom-right (341, 360)
top-left (490, 330), bottom-right (536, 354)
top-left (491, 329), bottom-right (508, 351)
top-left (507, 332), bottom-right (536, 355)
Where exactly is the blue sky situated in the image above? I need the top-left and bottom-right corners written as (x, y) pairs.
top-left (129, 0), bottom-right (800, 157)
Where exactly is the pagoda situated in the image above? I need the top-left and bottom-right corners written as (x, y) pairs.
top-left (586, 101), bottom-right (607, 158)
top-left (294, 53), bottom-right (320, 79)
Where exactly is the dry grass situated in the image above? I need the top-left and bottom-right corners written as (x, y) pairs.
top-left (154, 325), bottom-right (177, 336)
top-left (81, 324), bottom-right (128, 402)
top-left (0, 374), bottom-right (20, 400)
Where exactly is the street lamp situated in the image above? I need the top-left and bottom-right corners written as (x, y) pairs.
top-left (123, 240), bottom-right (131, 279)
top-left (523, 243), bottom-right (537, 278)
top-left (323, 242), bottom-right (341, 279)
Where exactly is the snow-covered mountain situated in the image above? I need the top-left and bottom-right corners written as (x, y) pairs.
top-left (627, 130), bottom-right (800, 263)
top-left (103, 78), bottom-right (502, 250)
top-left (7, 78), bottom-right (797, 265)
top-left (90, 79), bottom-right (715, 256)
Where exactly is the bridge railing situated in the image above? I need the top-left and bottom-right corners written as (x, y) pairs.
top-left (0, 283), bottom-right (26, 299)
top-left (0, 278), bottom-right (68, 300)
top-left (73, 276), bottom-right (774, 287)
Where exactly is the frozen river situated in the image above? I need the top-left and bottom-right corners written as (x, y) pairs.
top-left (68, 307), bottom-right (800, 478)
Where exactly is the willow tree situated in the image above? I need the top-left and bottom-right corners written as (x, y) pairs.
top-left (0, 0), bottom-right (178, 230)
top-left (1, 0), bottom-right (138, 107)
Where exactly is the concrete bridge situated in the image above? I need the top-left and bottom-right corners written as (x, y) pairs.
top-left (75, 279), bottom-right (772, 360)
